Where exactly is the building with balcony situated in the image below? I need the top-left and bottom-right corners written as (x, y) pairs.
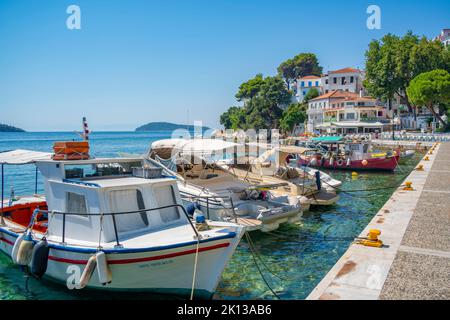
top-left (321, 67), bottom-right (365, 95)
top-left (307, 90), bottom-right (388, 134)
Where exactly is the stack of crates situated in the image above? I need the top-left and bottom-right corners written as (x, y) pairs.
top-left (52, 141), bottom-right (90, 160)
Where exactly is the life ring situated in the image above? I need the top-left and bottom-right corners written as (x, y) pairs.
top-left (336, 159), bottom-right (344, 166)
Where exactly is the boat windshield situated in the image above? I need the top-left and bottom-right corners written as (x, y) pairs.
top-left (64, 161), bottom-right (142, 179)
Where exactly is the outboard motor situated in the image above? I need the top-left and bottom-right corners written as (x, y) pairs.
top-left (315, 171), bottom-right (322, 191)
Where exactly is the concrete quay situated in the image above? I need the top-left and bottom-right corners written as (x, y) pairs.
top-left (307, 142), bottom-right (449, 300)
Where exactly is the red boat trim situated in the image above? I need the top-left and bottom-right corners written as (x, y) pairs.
top-left (0, 237), bottom-right (14, 246)
top-left (48, 242), bottom-right (230, 265)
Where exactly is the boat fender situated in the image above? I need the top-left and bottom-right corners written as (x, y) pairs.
top-left (310, 158), bottom-right (317, 166)
top-left (30, 238), bottom-right (49, 278)
top-left (315, 171), bottom-right (322, 191)
top-left (346, 158), bottom-right (351, 167)
top-left (185, 202), bottom-right (201, 217)
top-left (11, 232), bottom-right (26, 264)
top-left (96, 251), bottom-right (112, 285)
top-left (193, 210), bottom-right (206, 224)
top-left (79, 254), bottom-right (97, 289)
top-left (329, 157), bottom-right (334, 166)
top-left (16, 230), bottom-right (34, 266)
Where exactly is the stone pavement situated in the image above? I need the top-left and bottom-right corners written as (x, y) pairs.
top-left (307, 142), bottom-right (448, 300)
top-left (379, 143), bottom-right (450, 300)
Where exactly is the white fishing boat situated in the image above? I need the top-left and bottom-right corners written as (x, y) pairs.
top-left (218, 145), bottom-right (340, 210)
top-left (279, 146), bottom-right (343, 190)
top-left (149, 139), bottom-right (302, 232)
top-left (0, 148), bottom-right (244, 299)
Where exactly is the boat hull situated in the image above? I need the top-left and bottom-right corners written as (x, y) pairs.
top-left (298, 155), bottom-right (399, 172)
top-left (0, 227), bottom-right (243, 298)
top-left (180, 189), bottom-right (302, 232)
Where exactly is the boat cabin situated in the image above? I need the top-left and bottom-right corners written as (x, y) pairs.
top-left (1, 153), bottom-right (187, 245)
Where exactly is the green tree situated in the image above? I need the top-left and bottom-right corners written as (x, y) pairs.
top-left (277, 53), bottom-right (322, 90)
top-left (220, 75), bottom-right (292, 130)
top-left (303, 88), bottom-right (320, 103)
top-left (406, 69), bottom-right (450, 128)
top-left (364, 31), bottom-right (450, 114)
top-left (280, 103), bottom-right (307, 132)
top-left (219, 106), bottom-right (247, 130)
top-left (235, 73), bottom-right (265, 102)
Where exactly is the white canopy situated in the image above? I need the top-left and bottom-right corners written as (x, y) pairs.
top-left (0, 149), bottom-right (52, 165)
top-left (151, 138), bottom-right (239, 154)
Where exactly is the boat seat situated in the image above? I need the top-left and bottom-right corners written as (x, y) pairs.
top-left (287, 168), bottom-right (299, 179)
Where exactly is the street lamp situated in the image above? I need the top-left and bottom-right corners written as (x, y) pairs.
top-left (391, 117), bottom-right (399, 140)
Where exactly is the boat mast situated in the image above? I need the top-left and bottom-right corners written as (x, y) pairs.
top-left (74, 117), bottom-right (90, 141)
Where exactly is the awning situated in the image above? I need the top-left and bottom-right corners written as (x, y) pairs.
top-left (333, 121), bottom-right (384, 128)
top-left (0, 149), bottom-right (52, 165)
top-left (150, 138), bottom-right (240, 155)
top-left (311, 136), bottom-right (344, 143)
top-left (279, 146), bottom-right (313, 154)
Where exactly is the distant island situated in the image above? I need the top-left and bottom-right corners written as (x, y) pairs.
top-left (0, 124), bottom-right (25, 132)
top-left (135, 122), bottom-right (210, 132)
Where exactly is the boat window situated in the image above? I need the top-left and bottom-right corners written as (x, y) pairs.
top-left (136, 189), bottom-right (149, 226)
top-left (110, 189), bottom-right (149, 233)
top-left (154, 185), bottom-right (180, 223)
top-left (66, 192), bottom-right (88, 216)
top-left (363, 144), bottom-right (370, 153)
top-left (64, 161), bottom-right (142, 179)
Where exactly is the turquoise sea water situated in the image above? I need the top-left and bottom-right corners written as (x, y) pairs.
top-left (0, 131), bottom-right (422, 300)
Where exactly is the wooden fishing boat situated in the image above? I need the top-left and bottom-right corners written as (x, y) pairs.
top-left (217, 146), bottom-right (340, 210)
top-left (296, 137), bottom-right (400, 172)
top-left (0, 149), bottom-right (244, 299)
top-left (149, 138), bottom-right (303, 232)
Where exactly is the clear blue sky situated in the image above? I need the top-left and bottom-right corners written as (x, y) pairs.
top-left (0, 0), bottom-right (448, 131)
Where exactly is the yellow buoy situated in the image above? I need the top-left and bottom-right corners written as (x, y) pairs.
top-left (351, 171), bottom-right (358, 177)
top-left (368, 229), bottom-right (381, 241)
top-left (403, 181), bottom-right (413, 191)
top-left (356, 229), bottom-right (383, 248)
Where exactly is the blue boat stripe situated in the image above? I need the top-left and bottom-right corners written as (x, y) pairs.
top-left (0, 226), bottom-right (236, 254)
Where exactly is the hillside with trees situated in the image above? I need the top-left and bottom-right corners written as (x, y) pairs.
top-left (0, 124), bottom-right (25, 132)
top-left (135, 122), bottom-right (209, 132)
top-left (364, 31), bottom-right (450, 114)
top-left (220, 53), bottom-right (322, 132)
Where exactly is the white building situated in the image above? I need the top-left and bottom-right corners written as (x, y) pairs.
top-left (295, 75), bottom-right (322, 102)
top-left (321, 67), bottom-right (365, 94)
top-left (306, 90), bottom-right (388, 134)
top-left (435, 28), bottom-right (450, 47)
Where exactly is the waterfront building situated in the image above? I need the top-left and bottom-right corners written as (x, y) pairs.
top-left (306, 89), bottom-right (388, 134)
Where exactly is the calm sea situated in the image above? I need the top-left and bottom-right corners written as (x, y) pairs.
top-left (0, 131), bottom-right (422, 300)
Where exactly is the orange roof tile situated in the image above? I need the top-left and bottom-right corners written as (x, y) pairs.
top-left (298, 75), bottom-right (321, 80)
top-left (309, 90), bottom-right (359, 101)
top-left (329, 67), bottom-right (361, 74)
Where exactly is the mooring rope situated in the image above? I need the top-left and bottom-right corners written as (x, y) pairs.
top-left (189, 235), bottom-right (200, 300)
top-left (244, 232), bottom-right (280, 299)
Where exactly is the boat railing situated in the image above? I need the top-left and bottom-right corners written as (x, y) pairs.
top-left (31, 203), bottom-right (199, 247)
top-left (180, 194), bottom-right (239, 223)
